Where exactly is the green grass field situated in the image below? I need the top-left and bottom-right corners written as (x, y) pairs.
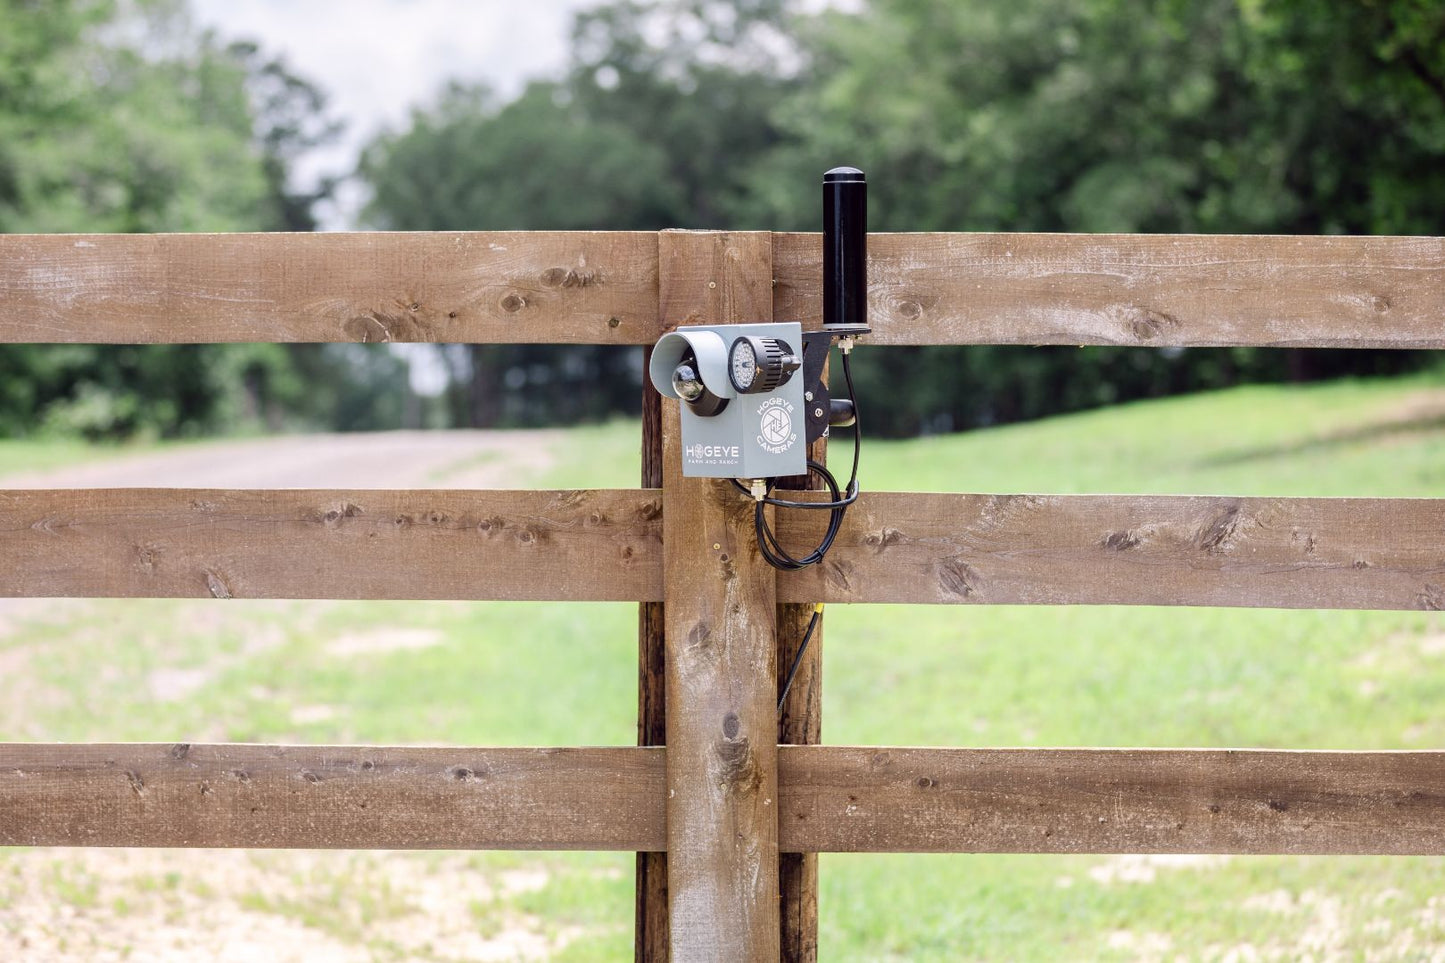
top-left (0, 436), bottom-right (143, 478)
top-left (5, 374), bottom-right (1445, 960)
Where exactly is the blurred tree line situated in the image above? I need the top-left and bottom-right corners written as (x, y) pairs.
top-left (364, 0), bottom-right (1445, 435)
top-left (0, 0), bottom-right (411, 439)
top-left (4, 0), bottom-right (1443, 438)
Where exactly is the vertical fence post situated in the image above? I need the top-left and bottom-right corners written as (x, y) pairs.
top-left (776, 361), bottom-right (827, 963)
top-left (637, 342), bottom-right (669, 962)
top-left (659, 230), bottom-right (781, 961)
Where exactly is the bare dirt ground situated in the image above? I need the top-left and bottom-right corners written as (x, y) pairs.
top-left (1, 429), bottom-right (564, 490)
top-left (0, 432), bottom-right (603, 962)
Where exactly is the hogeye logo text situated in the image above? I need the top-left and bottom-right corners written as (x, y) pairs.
top-left (686, 444), bottom-right (741, 460)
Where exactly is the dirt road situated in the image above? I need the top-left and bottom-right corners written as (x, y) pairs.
top-left (2, 429), bottom-right (565, 490)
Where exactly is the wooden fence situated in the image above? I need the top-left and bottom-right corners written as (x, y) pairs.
top-left (2, 229), bottom-right (1444, 961)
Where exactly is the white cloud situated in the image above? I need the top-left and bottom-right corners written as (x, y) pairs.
top-left (191, 0), bottom-right (596, 227)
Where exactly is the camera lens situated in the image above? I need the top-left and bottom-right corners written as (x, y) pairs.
top-left (672, 361), bottom-right (705, 401)
top-left (728, 336), bottom-right (799, 394)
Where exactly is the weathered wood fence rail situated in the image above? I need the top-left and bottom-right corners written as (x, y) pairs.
top-left (2, 229), bottom-right (1444, 962)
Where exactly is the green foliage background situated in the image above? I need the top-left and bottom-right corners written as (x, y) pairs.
top-left (3, 0), bottom-right (1444, 438)
top-left (361, 0), bottom-right (1445, 435)
top-left (0, 0), bottom-right (410, 440)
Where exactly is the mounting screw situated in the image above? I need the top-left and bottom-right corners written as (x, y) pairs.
top-left (814, 407), bottom-right (824, 419)
top-left (804, 391), bottom-right (814, 402)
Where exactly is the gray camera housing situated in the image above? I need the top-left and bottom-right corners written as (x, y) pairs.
top-left (649, 322), bottom-right (807, 478)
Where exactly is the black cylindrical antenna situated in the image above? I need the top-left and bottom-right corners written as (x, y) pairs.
top-left (823, 166), bottom-right (866, 329)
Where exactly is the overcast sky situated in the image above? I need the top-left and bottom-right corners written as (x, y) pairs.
top-left (192, 0), bottom-right (598, 229)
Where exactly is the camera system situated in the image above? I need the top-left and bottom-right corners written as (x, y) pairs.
top-left (647, 167), bottom-right (869, 575)
top-left (648, 322), bottom-right (808, 478)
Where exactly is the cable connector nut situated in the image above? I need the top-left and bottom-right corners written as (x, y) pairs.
top-left (749, 478), bottom-right (768, 501)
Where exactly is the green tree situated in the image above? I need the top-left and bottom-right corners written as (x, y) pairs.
top-left (0, 0), bottom-right (270, 234)
top-left (227, 38), bottom-right (346, 232)
top-left (565, 0), bottom-right (800, 228)
top-left (361, 81), bottom-right (678, 427)
top-left (365, 82), bottom-right (679, 233)
top-left (763, 0), bottom-right (1445, 236)
top-left (363, 0), bottom-right (1445, 435)
top-left (359, 1), bottom-right (798, 426)
top-left (757, 0), bottom-right (1445, 433)
top-left (0, 0), bottom-right (407, 439)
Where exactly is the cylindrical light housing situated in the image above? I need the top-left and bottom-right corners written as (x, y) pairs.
top-left (823, 166), bottom-right (867, 329)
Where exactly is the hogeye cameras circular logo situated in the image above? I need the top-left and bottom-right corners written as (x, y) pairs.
top-left (758, 397), bottom-right (798, 455)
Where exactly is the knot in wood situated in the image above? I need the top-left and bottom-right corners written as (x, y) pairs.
top-left (1198, 505), bottom-right (1247, 555)
top-left (863, 528), bottom-right (905, 551)
top-left (686, 621), bottom-right (712, 652)
top-left (322, 503), bottom-right (362, 527)
top-left (714, 736), bottom-right (761, 795)
top-left (343, 311), bottom-right (420, 343)
top-left (937, 557), bottom-right (977, 599)
top-left (204, 570), bottom-right (233, 600)
top-left (824, 558), bottom-right (854, 593)
top-left (1102, 529), bottom-right (1143, 552)
top-left (1127, 308), bottom-right (1179, 342)
top-left (893, 298), bottom-right (923, 321)
top-left (541, 266), bottom-right (598, 288)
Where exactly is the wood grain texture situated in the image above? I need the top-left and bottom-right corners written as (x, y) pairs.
top-left (773, 232), bottom-right (1445, 347)
top-left (0, 488), bottom-right (660, 602)
top-left (661, 231), bottom-right (781, 962)
top-left (777, 492), bottom-right (1445, 609)
top-left (8, 230), bottom-right (1443, 348)
top-left (776, 374), bottom-right (828, 963)
top-left (778, 747), bottom-right (1445, 855)
top-left (0, 744), bottom-right (664, 850)
top-left (14, 489), bottom-right (1445, 609)
top-left (776, 604), bottom-right (820, 960)
top-left (0, 232), bottom-right (659, 344)
top-left (636, 345), bottom-right (669, 963)
top-left (7, 744), bottom-right (1443, 856)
